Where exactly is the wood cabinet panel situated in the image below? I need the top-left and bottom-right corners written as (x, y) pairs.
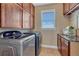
top-left (5, 4), bottom-right (13, 27)
top-left (57, 34), bottom-right (62, 55)
top-left (23, 3), bottom-right (35, 15)
top-left (57, 34), bottom-right (69, 56)
top-left (30, 15), bottom-right (34, 29)
top-left (70, 3), bottom-right (77, 9)
top-left (61, 38), bottom-right (68, 56)
top-left (1, 3), bottom-right (35, 29)
top-left (62, 43), bottom-right (68, 56)
top-left (23, 11), bottom-right (34, 29)
top-left (23, 10), bottom-right (30, 28)
top-left (1, 3), bottom-right (5, 27)
top-left (23, 3), bottom-right (34, 29)
top-left (1, 3), bottom-right (22, 28)
top-left (63, 3), bottom-right (79, 15)
top-left (1, 4), bottom-right (13, 27)
top-left (17, 3), bottom-right (23, 7)
top-left (30, 4), bottom-right (35, 15)
top-left (23, 3), bottom-right (30, 13)
top-left (63, 3), bottom-right (70, 15)
top-left (12, 4), bottom-right (22, 28)
top-left (57, 34), bottom-right (79, 56)
top-left (0, 4), bottom-right (1, 27)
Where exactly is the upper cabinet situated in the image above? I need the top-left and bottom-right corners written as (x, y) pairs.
top-left (63, 3), bottom-right (70, 15)
top-left (0, 3), bottom-right (35, 29)
top-left (30, 4), bottom-right (35, 16)
top-left (69, 4), bottom-right (77, 9)
top-left (23, 3), bottom-right (35, 15)
top-left (1, 4), bottom-right (23, 28)
top-left (17, 3), bottom-right (23, 7)
top-left (23, 3), bottom-right (30, 13)
top-left (63, 3), bottom-right (79, 15)
top-left (12, 4), bottom-right (23, 28)
top-left (22, 3), bottom-right (35, 29)
top-left (30, 4), bottom-right (35, 29)
top-left (23, 10), bottom-right (30, 28)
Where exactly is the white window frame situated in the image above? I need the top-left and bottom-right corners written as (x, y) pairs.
top-left (41, 9), bottom-right (56, 30)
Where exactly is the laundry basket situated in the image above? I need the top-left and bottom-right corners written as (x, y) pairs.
top-left (0, 45), bottom-right (16, 56)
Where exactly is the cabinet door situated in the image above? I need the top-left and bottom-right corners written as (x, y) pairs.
top-left (1, 4), bottom-right (13, 27)
top-left (1, 3), bottom-right (22, 28)
top-left (57, 34), bottom-right (62, 55)
top-left (70, 3), bottom-right (77, 9)
top-left (23, 11), bottom-right (34, 29)
top-left (63, 3), bottom-right (70, 15)
top-left (61, 38), bottom-right (69, 56)
top-left (0, 3), bottom-right (1, 27)
top-left (12, 4), bottom-right (22, 28)
top-left (23, 3), bottom-right (30, 13)
top-left (30, 4), bottom-right (35, 15)
top-left (23, 10), bottom-right (30, 28)
top-left (30, 15), bottom-right (34, 29)
top-left (1, 3), bottom-right (5, 27)
top-left (17, 3), bottom-right (23, 7)
top-left (63, 3), bottom-right (79, 15)
top-left (23, 3), bottom-right (35, 29)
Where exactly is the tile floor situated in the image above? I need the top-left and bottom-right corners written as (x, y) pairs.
top-left (39, 47), bottom-right (60, 56)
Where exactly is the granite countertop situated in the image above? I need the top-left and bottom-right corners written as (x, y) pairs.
top-left (59, 34), bottom-right (79, 42)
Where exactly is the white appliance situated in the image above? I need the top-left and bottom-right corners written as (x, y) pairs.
top-left (0, 31), bottom-right (35, 56)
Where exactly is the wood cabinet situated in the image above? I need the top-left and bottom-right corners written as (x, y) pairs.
top-left (22, 3), bottom-right (34, 29)
top-left (1, 4), bottom-right (12, 27)
top-left (63, 3), bottom-right (70, 15)
top-left (70, 3), bottom-right (77, 9)
top-left (30, 4), bottom-right (35, 15)
top-left (30, 4), bottom-right (35, 29)
top-left (0, 4), bottom-right (1, 27)
top-left (23, 3), bottom-right (30, 13)
top-left (30, 15), bottom-right (34, 29)
top-left (17, 3), bottom-right (23, 7)
top-left (1, 4), bottom-right (22, 28)
top-left (63, 3), bottom-right (79, 15)
top-left (23, 10), bottom-right (30, 28)
top-left (57, 34), bottom-right (70, 56)
top-left (57, 34), bottom-right (62, 55)
top-left (0, 3), bottom-right (35, 29)
top-left (12, 4), bottom-right (23, 28)
top-left (57, 34), bottom-right (79, 56)
top-left (61, 37), bottom-right (69, 56)
top-left (23, 3), bottom-right (35, 15)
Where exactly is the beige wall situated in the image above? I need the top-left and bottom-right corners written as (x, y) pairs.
top-left (34, 4), bottom-right (70, 46)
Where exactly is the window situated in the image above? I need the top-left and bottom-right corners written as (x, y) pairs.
top-left (41, 9), bottom-right (56, 29)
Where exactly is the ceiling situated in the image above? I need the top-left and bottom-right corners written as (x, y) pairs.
top-left (32, 3), bottom-right (50, 6)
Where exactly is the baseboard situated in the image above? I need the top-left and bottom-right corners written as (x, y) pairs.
top-left (41, 44), bottom-right (57, 49)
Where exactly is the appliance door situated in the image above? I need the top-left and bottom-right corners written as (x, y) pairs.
top-left (23, 36), bottom-right (35, 56)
